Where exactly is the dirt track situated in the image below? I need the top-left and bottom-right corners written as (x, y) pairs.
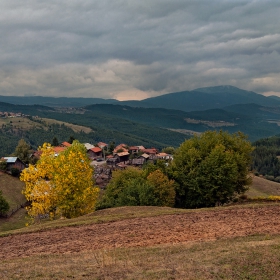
top-left (1, 205), bottom-right (280, 260)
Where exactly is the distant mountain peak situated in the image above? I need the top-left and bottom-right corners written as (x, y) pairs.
top-left (193, 85), bottom-right (244, 93)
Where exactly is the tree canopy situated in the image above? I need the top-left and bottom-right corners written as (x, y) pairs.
top-left (20, 140), bottom-right (99, 222)
top-left (13, 139), bottom-right (32, 163)
top-left (98, 166), bottom-right (176, 209)
top-left (172, 131), bottom-right (253, 208)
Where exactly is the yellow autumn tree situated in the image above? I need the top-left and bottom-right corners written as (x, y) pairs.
top-left (20, 141), bottom-right (99, 222)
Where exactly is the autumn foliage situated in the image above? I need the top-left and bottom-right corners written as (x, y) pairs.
top-left (20, 141), bottom-right (99, 221)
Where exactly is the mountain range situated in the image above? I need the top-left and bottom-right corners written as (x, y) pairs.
top-left (1, 85), bottom-right (280, 155)
top-left (1, 85), bottom-right (280, 111)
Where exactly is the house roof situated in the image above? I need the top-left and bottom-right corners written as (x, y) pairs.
top-left (98, 142), bottom-right (107, 148)
top-left (157, 153), bottom-right (168, 157)
top-left (142, 148), bottom-right (157, 154)
top-left (53, 147), bottom-right (66, 155)
top-left (137, 146), bottom-right (146, 150)
top-left (116, 151), bottom-right (130, 157)
top-left (90, 147), bottom-right (102, 153)
top-left (129, 146), bottom-right (139, 150)
top-left (139, 153), bottom-right (150, 159)
top-left (113, 144), bottom-right (128, 153)
top-left (3, 157), bottom-right (18, 163)
top-left (84, 143), bottom-right (95, 150)
top-left (61, 141), bottom-right (71, 147)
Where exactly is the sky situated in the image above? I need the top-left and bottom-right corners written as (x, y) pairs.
top-left (0, 1), bottom-right (279, 100)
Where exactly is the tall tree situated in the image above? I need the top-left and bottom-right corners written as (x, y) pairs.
top-left (13, 139), bottom-right (32, 163)
top-left (20, 141), bottom-right (99, 222)
top-left (172, 131), bottom-right (253, 208)
top-left (51, 137), bottom-right (59, 147)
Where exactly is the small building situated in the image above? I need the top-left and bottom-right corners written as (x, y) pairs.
top-left (84, 143), bottom-right (95, 151)
top-left (97, 142), bottom-right (108, 149)
top-left (2, 157), bottom-right (26, 171)
top-left (114, 151), bottom-right (130, 163)
top-left (156, 153), bottom-right (173, 160)
top-left (88, 147), bottom-right (102, 159)
top-left (141, 148), bottom-right (158, 155)
top-left (130, 158), bottom-right (145, 166)
top-left (113, 144), bottom-right (128, 155)
top-left (138, 153), bottom-right (150, 161)
top-left (129, 146), bottom-right (139, 154)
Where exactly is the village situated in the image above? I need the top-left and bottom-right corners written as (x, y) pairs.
top-left (1, 140), bottom-right (173, 188)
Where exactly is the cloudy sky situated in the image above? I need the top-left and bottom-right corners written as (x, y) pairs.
top-left (0, 1), bottom-right (279, 100)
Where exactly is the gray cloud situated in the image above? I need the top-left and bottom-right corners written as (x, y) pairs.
top-left (0, 0), bottom-right (280, 100)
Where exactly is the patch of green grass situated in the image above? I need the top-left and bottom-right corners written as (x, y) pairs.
top-left (0, 172), bottom-right (26, 211)
top-left (0, 208), bottom-right (27, 232)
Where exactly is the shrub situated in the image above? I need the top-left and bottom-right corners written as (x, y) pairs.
top-left (0, 190), bottom-right (10, 216)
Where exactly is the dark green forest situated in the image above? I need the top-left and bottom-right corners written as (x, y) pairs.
top-left (251, 136), bottom-right (280, 180)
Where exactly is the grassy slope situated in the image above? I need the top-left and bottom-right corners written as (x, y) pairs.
top-left (0, 172), bottom-right (27, 231)
top-left (0, 116), bottom-right (93, 134)
top-left (0, 172), bottom-right (25, 210)
top-left (1, 206), bottom-right (280, 279)
top-left (247, 175), bottom-right (280, 198)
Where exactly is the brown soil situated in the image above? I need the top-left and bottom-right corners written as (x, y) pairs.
top-left (1, 205), bottom-right (280, 260)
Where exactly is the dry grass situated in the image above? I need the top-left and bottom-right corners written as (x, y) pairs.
top-left (0, 116), bottom-right (92, 133)
top-left (246, 175), bottom-right (280, 198)
top-left (1, 234), bottom-right (280, 279)
top-left (0, 117), bottom-right (44, 130)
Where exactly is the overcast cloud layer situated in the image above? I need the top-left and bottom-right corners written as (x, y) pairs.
top-left (0, 1), bottom-right (279, 100)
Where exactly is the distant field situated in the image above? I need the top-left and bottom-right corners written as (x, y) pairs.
top-left (247, 175), bottom-right (280, 198)
top-left (0, 116), bottom-right (93, 134)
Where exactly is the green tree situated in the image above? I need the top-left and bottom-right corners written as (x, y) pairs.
top-left (20, 141), bottom-right (100, 222)
top-left (147, 169), bottom-right (175, 207)
top-left (98, 166), bottom-right (176, 209)
top-left (13, 139), bottom-right (31, 163)
top-left (51, 137), bottom-right (59, 146)
top-left (162, 146), bottom-right (176, 155)
top-left (68, 136), bottom-right (75, 144)
top-left (0, 190), bottom-right (9, 216)
top-left (172, 131), bottom-right (253, 208)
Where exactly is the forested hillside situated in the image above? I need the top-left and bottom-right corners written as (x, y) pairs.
top-left (251, 136), bottom-right (280, 180)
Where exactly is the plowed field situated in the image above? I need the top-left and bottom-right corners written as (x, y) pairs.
top-left (1, 205), bottom-right (280, 260)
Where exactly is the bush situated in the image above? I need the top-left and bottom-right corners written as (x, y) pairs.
top-left (97, 167), bottom-right (176, 209)
top-left (11, 167), bottom-right (20, 177)
top-left (0, 190), bottom-right (10, 216)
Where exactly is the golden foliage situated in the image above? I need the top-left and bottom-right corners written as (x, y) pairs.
top-left (20, 141), bottom-right (99, 222)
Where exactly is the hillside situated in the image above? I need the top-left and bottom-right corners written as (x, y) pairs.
top-left (0, 172), bottom-right (25, 212)
top-left (1, 205), bottom-right (280, 279)
top-left (121, 85), bottom-right (280, 112)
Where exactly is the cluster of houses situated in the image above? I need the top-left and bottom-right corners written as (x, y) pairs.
top-left (0, 141), bottom-right (173, 179)
top-left (0, 112), bottom-right (26, 118)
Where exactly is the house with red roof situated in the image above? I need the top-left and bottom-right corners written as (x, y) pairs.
top-left (88, 147), bottom-right (102, 159)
